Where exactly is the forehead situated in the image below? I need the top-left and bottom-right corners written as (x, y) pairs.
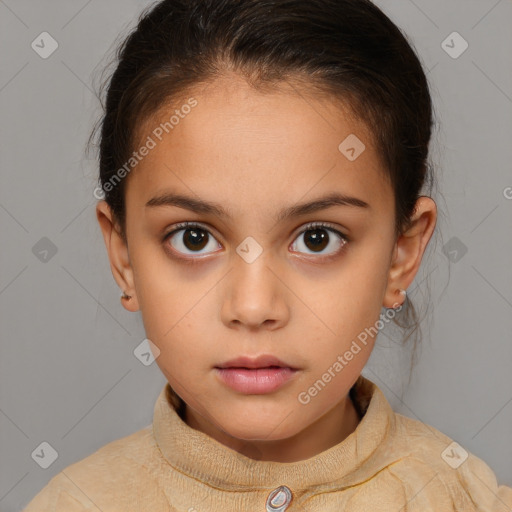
top-left (125, 74), bottom-right (393, 219)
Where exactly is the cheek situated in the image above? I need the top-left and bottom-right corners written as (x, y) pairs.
top-left (339, 242), bottom-right (391, 309)
top-left (152, 318), bottom-right (210, 392)
top-left (295, 255), bottom-right (389, 372)
top-left (130, 245), bottom-right (191, 330)
top-left (139, 280), bottom-right (216, 379)
top-left (302, 264), bottom-right (387, 340)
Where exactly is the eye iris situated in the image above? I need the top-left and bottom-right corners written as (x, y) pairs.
top-left (305, 228), bottom-right (329, 252)
top-left (183, 228), bottom-right (208, 251)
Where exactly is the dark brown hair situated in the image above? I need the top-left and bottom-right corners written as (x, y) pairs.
top-left (90, 0), bottom-right (442, 381)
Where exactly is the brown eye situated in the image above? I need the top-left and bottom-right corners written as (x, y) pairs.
top-left (303, 228), bottom-right (329, 252)
top-left (290, 223), bottom-right (348, 257)
top-left (165, 223), bottom-right (221, 255)
top-left (181, 227), bottom-right (208, 251)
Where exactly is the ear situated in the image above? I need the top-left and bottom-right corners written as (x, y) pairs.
top-left (383, 196), bottom-right (437, 309)
top-left (96, 200), bottom-right (140, 312)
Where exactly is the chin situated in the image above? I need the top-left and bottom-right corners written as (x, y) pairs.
top-left (218, 415), bottom-right (302, 444)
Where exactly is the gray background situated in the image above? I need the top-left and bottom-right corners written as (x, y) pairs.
top-left (1, 0), bottom-right (511, 510)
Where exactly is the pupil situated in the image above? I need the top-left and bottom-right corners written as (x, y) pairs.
top-left (306, 229), bottom-right (328, 252)
top-left (184, 228), bottom-right (208, 251)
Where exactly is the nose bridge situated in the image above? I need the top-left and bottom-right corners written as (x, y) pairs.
top-left (223, 236), bottom-right (287, 328)
top-left (233, 236), bottom-right (275, 300)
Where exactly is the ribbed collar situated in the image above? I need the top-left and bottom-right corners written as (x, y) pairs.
top-left (152, 374), bottom-right (394, 491)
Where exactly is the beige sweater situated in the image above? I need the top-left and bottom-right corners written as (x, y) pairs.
top-left (23, 375), bottom-right (512, 511)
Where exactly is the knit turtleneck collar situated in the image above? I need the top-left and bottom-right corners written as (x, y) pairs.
top-left (152, 374), bottom-right (394, 491)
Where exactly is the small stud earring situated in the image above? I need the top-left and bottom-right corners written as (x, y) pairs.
top-left (121, 291), bottom-right (132, 301)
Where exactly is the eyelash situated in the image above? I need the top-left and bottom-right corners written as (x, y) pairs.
top-left (162, 221), bottom-right (350, 261)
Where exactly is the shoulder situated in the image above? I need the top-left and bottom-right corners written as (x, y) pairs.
top-left (22, 425), bottom-right (175, 512)
top-left (388, 412), bottom-right (512, 511)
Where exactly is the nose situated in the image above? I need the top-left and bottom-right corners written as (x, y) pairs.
top-left (220, 248), bottom-right (290, 331)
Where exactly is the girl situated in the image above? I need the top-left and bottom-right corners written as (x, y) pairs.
top-left (24, 0), bottom-right (511, 510)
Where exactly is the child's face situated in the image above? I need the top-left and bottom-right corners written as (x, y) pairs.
top-left (102, 73), bottom-right (413, 454)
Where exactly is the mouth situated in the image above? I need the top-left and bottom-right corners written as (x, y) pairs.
top-left (214, 355), bottom-right (299, 394)
top-left (215, 354), bottom-right (298, 370)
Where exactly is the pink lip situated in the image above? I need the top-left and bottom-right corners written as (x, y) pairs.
top-left (216, 354), bottom-right (297, 370)
top-left (214, 354), bottom-right (299, 394)
top-left (215, 367), bottom-right (298, 394)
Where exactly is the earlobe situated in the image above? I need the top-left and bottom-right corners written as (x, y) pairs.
top-left (382, 196), bottom-right (437, 309)
top-left (95, 200), bottom-right (140, 312)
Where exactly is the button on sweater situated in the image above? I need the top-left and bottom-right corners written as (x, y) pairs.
top-left (23, 375), bottom-right (512, 511)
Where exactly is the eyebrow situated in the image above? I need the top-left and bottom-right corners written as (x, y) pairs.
top-left (145, 191), bottom-right (370, 222)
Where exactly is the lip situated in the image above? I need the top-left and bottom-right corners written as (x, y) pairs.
top-left (214, 354), bottom-right (299, 394)
top-left (215, 354), bottom-right (297, 370)
top-left (215, 367), bottom-right (298, 394)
